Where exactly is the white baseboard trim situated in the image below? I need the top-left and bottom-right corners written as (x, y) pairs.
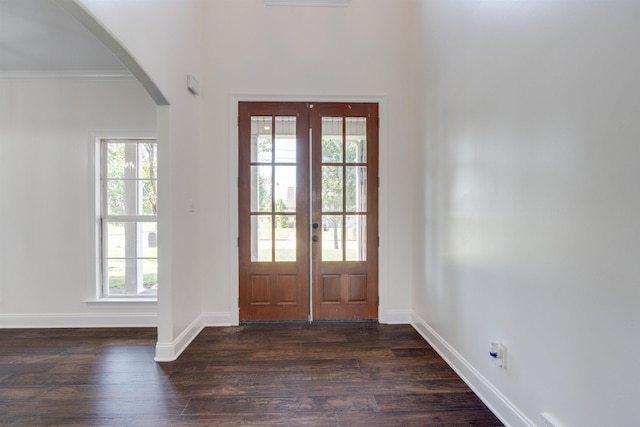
top-left (0, 313), bottom-right (157, 328)
top-left (381, 309), bottom-right (412, 324)
top-left (411, 312), bottom-right (535, 427)
top-left (154, 311), bottom-right (233, 362)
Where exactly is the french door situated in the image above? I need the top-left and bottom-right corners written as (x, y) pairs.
top-left (238, 102), bottom-right (378, 321)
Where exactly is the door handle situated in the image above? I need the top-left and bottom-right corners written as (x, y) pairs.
top-left (312, 235), bottom-right (319, 243)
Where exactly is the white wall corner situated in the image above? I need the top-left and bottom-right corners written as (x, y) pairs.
top-left (0, 313), bottom-right (157, 328)
top-left (411, 312), bottom-right (535, 427)
top-left (154, 311), bottom-right (233, 362)
top-left (381, 309), bottom-right (412, 324)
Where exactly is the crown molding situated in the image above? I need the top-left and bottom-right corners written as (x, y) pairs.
top-left (265, 0), bottom-right (351, 6)
top-left (0, 70), bottom-right (133, 80)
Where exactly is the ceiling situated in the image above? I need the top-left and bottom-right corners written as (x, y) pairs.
top-left (0, 0), bottom-right (128, 74)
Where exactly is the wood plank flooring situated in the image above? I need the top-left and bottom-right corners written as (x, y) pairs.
top-left (0, 324), bottom-right (503, 426)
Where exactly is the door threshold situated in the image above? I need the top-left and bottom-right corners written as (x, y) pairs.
top-left (240, 320), bottom-right (379, 326)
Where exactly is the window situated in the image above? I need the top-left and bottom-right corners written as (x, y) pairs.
top-left (99, 138), bottom-right (157, 298)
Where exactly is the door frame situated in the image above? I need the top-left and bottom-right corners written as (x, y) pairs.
top-left (228, 94), bottom-right (389, 325)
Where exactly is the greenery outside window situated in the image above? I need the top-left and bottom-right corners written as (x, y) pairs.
top-left (100, 138), bottom-right (157, 298)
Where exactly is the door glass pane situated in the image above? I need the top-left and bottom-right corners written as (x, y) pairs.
top-left (251, 215), bottom-right (272, 262)
top-left (322, 117), bottom-right (343, 162)
top-left (322, 215), bottom-right (343, 261)
top-left (251, 116), bottom-right (273, 162)
top-left (251, 165), bottom-right (272, 212)
top-left (346, 215), bottom-right (367, 261)
top-left (346, 117), bottom-right (367, 163)
top-left (345, 166), bottom-right (367, 213)
top-left (322, 166), bottom-right (343, 212)
top-left (275, 215), bottom-right (296, 261)
top-left (274, 166), bottom-right (296, 212)
top-left (275, 117), bottom-right (296, 163)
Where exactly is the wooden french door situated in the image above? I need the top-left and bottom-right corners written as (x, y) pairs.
top-left (238, 102), bottom-right (378, 322)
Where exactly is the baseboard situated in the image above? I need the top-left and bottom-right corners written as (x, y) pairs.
top-left (0, 313), bottom-right (157, 328)
top-left (154, 311), bottom-right (233, 362)
top-left (411, 312), bottom-right (535, 427)
top-left (382, 309), bottom-right (412, 324)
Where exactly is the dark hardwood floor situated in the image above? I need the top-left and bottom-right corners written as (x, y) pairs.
top-left (0, 324), bottom-right (503, 426)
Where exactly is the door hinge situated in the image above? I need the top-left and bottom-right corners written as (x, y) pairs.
top-left (377, 296), bottom-right (380, 306)
top-left (237, 237), bottom-right (240, 247)
top-left (237, 115), bottom-right (240, 127)
top-left (238, 297), bottom-right (240, 308)
top-left (378, 177), bottom-right (380, 188)
top-left (378, 236), bottom-right (380, 247)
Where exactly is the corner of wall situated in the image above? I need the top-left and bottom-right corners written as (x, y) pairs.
top-left (154, 311), bottom-right (233, 362)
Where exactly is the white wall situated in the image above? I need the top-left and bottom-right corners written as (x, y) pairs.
top-left (200, 0), bottom-right (415, 324)
top-left (411, 1), bottom-right (640, 426)
top-left (77, 0), bottom-right (207, 356)
top-left (0, 77), bottom-right (157, 326)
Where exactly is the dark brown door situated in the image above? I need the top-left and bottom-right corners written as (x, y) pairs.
top-left (310, 103), bottom-right (378, 320)
top-left (239, 102), bottom-right (378, 321)
top-left (238, 102), bottom-right (310, 321)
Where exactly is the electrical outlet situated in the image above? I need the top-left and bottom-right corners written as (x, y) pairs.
top-left (540, 413), bottom-right (557, 427)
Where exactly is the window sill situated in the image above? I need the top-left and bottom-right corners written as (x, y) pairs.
top-left (84, 298), bottom-right (157, 304)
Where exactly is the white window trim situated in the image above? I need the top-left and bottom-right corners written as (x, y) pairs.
top-left (86, 131), bottom-right (157, 303)
top-left (265, 0), bottom-right (350, 6)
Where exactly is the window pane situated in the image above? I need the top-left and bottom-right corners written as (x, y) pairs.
top-left (141, 259), bottom-right (158, 296)
top-left (106, 222), bottom-right (125, 258)
top-left (322, 215), bottom-right (343, 261)
top-left (322, 117), bottom-right (343, 163)
top-left (251, 165), bottom-right (272, 212)
top-left (107, 221), bottom-right (144, 256)
top-left (275, 215), bottom-right (296, 261)
top-left (106, 179), bottom-right (137, 216)
top-left (139, 143), bottom-right (158, 178)
top-left (274, 117), bottom-right (296, 163)
top-left (106, 258), bottom-right (126, 294)
top-left (251, 215), bottom-right (272, 262)
top-left (322, 166), bottom-right (343, 212)
top-left (346, 166), bottom-right (367, 213)
top-left (274, 165), bottom-right (296, 212)
top-left (346, 215), bottom-right (366, 261)
top-left (141, 222), bottom-right (158, 257)
top-left (106, 179), bottom-right (126, 215)
top-left (109, 142), bottom-right (138, 178)
top-left (251, 116), bottom-right (273, 163)
top-left (346, 118), bottom-right (367, 163)
top-left (140, 180), bottom-right (158, 215)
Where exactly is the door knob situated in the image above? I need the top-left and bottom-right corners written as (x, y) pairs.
top-left (312, 235), bottom-right (319, 242)
top-left (313, 223), bottom-right (319, 229)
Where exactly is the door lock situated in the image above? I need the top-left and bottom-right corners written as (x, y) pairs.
top-left (312, 223), bottom-right (319, 229)
top-left (312, 235), bottom-right (319, 242)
